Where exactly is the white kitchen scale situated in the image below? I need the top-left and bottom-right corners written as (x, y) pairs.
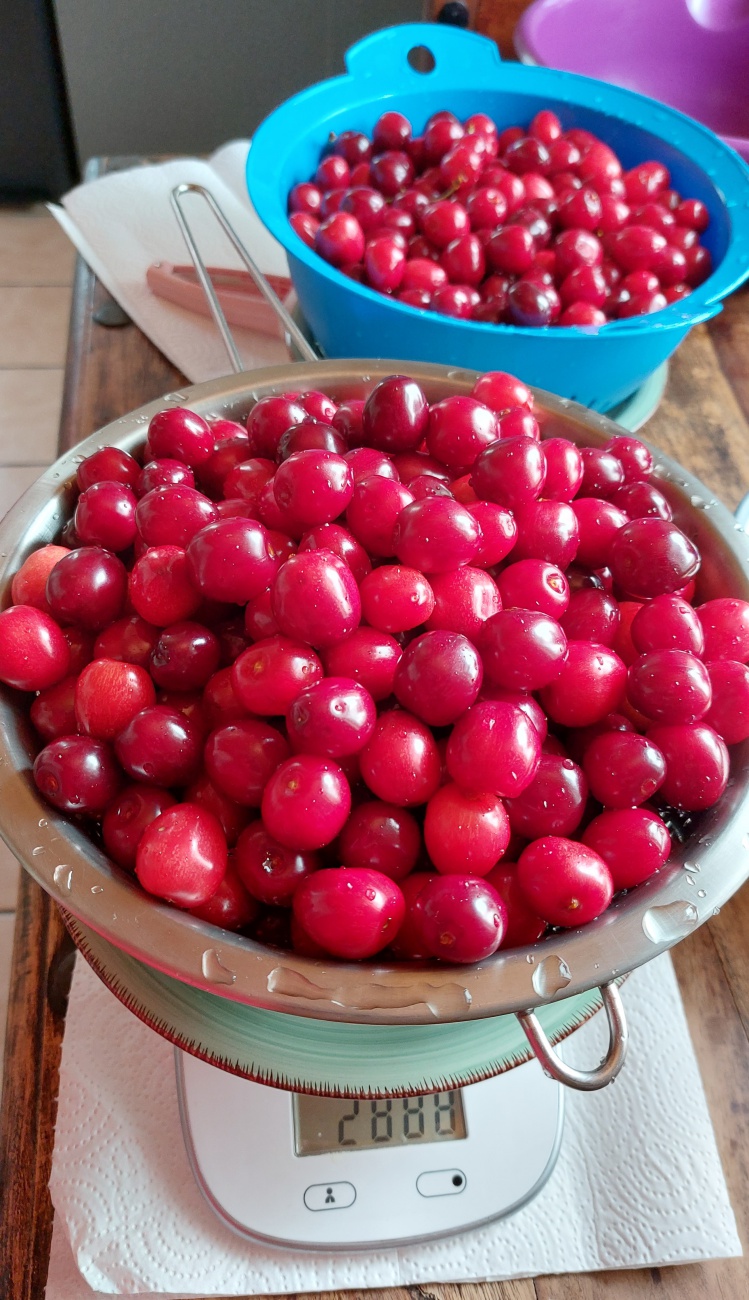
top-left (176, 1051), bottom-right (563, 1250)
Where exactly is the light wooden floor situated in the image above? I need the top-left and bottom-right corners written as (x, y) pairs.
top-left (0, 207), bottom-right (75, 1102)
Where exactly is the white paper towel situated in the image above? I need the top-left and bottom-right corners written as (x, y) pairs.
top-left (50, 141), bottom-right (291, 385)
top-left (46, 952), bottom-right (741, 1297)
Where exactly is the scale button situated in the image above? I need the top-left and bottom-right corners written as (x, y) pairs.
top-left (416, 1169), bottom-right (467, 1198)
top-left (303, 1181), bottom-right (356, 1211)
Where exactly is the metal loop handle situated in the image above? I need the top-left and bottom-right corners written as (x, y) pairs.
top-left (516, 981), bottom-right (628, 1092)
top-left (170, 182), bottom-right (318, 373)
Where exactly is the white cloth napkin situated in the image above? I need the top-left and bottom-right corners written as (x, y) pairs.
top-left (46, 952), bottom-right (740, 1297)
top-left (49, 141), bottom-right (291, 385)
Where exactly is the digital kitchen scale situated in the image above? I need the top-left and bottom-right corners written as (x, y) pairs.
top-left (176, 1050), bottom-right (563, 1249)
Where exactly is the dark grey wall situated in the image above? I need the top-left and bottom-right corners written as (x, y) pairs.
top-left (54, 0), bottom-right (424, 162)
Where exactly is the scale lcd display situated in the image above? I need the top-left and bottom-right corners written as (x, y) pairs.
top-left (293, 1090), bottom-right (467, 1156)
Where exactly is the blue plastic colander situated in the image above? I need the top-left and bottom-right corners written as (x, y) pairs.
top-left (246, 22), bottom-right (749, 412)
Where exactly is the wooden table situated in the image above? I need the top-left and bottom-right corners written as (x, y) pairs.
top-left (1, 157), bottom-right (749, 1299)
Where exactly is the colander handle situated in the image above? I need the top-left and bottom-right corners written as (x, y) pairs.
top-left (343, 21), bottom-right (502, 86)
top-left (516, 981), bottom-right (628, 1091)
top-left (169, 183), bottom-right (318, 372)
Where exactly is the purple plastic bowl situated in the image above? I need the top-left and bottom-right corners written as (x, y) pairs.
top-left (516, 0), bottom-right (749, 162)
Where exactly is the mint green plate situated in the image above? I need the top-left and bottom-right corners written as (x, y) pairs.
top-left (69, 916), bottom-right (605, 1098)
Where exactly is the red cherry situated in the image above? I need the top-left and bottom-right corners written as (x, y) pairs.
top-left (114, 705), bottom-right (201, 786)
top-left (183, 774), bottom-right (250, 847)
top-left (472, 436), bottom-right (546, 510)
top-left (468, 501), bottom-right (518, 567)
top-left (299, 523), bottom-right (371, 585)
top-left (610, 519), bottom-right (700, 598)
top-left (204, 719), bottom-right (289, 806)
top-left (331, 130), bottom-right (372, 167)
top-left (30, 675), bottom-right (78, 741)
top-left (628, 649), bottom-right (712, 724)
top-left (507, 279), bottom-right (560, 327)
top-left (394, 630), bottom-right (483, 726)
top-left (232, 636), bottom-right (322, 715)
top-left (0, 605), bottom-right (70, 691)
top-left (485, 225), bottom-right (536, 276)
top-left (338, 801), bottom-right (421, 881)
top-left (234, 822), bottom-right (319, 905)
top-left (697, 598), bottom-right (749, 661)
top-left (413, 874), bottom-right (506, 964)
top-left (289, 181), bottom-right (322, 216)
top-left (440, 233), bottom-right (486, 287)
top-left (102, 784), bottom-right (177, 870)
top-left (293, 867), bottom-right (405, 959)
top-left (425, 783), bottom-right (510, 876)
top-left (583, 730), bottom-right (666, 807)
top-left (424, 566), bottom-right (500, 639)
top-left (505, 753), bottom-right (587, 838)
top-left (362, 376), bottom-right (429, 454)
top-left (346, 475), bottom-right (414, 558)
top-left (128, 546), bottom-right (201, 626)
top-left (77, 446), bottom-right (140, 493)
top-left (373, 110), bottom-right (412, 152)
top-left (511, 499), bottom-right (580, 569)
top-left (675, 198), bottom-right (709, 232)
top-left (359, 710), bottom-right (441, 806)
top-left (273, 450), bottom-right (354, 528)
top-left (446, 699), bottom-right (542, 797)
top-left (557, 188), bottom-right (603, 231)
top-left (272, 550), bottom-right (361, 647)
top-left (202, 666), bottom-right (250, 729)
top-left (146, 408), bottom-right (214, 467)
top-left (517, 837), bottom-right (613, 927)
top-left (422, 200), bottom-right (470, 249)
top-left (645, 723), bottom-right (729, 810)
top-left (479, 609), bottom-right (567, 691)
top-left (472, 371), bottom-right (533, 415)
top-left (573, 498), bottom-right (630, 569)
top-left (425, 395), bottom-right (498, 472)
top-left (323, 627), bottom-right (402, 701)
top-left (287, 676), bottom-right (376, 756)
top-left (394, 497), bottom-right (480, 572)
top-left (75, 481), bottom-right (137, 552)
top-left (365, 234), bottom-right (407, 291)
top-left (540, 641), bottom-right (627, 727)
top-left (188, 860), bottom-right (259, 931)
top-left (136, 803), bottom-right (227, 908)
top-left (582, 808), bottom-right (671, 889)
top-left (561, 588), bottom-right (620, 646)
top-left (610, 481), bottom-right (672, 521)
top-left (47, 547), bottom-right (128, 631)
top-left (485, 863), bottom-right (546, 948)
top-left (497, 558), bottom-right (569, 619)
top-left (432, 284), bottom-right (479, 318)
top-left (261, 754), bottom-right (351, 850)
top-left (315, 212), bottom-right (365, 266)
top-left (149, 621), bottom-right (220, 693)
top-left (34, 735), bottom-right (122, 817)
top-left (75, 658), bottom-right (155, 739)
top-left (344, 446), bottom-right (402, 496)
top-left (704, 660), bottom-right (749, 744)
top-left (624, 161), bottom-right (670, 204)
top-left (10, 544), bottom-right (70, 613)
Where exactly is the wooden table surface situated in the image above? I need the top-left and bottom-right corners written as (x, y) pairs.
top-left (1, 151), bottom-right (749, 1298)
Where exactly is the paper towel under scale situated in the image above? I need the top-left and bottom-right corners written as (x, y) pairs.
top-left (176, 1051), bottom-right (563, 1250)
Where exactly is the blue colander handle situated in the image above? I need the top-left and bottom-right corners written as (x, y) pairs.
top-left (344, 21), bottom-right (502, 88)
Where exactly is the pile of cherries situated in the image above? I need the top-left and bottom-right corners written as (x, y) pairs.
top-left (1, 369), bottom-right (747, 967)
top-left (288, 107), bottom-right (712, 327)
